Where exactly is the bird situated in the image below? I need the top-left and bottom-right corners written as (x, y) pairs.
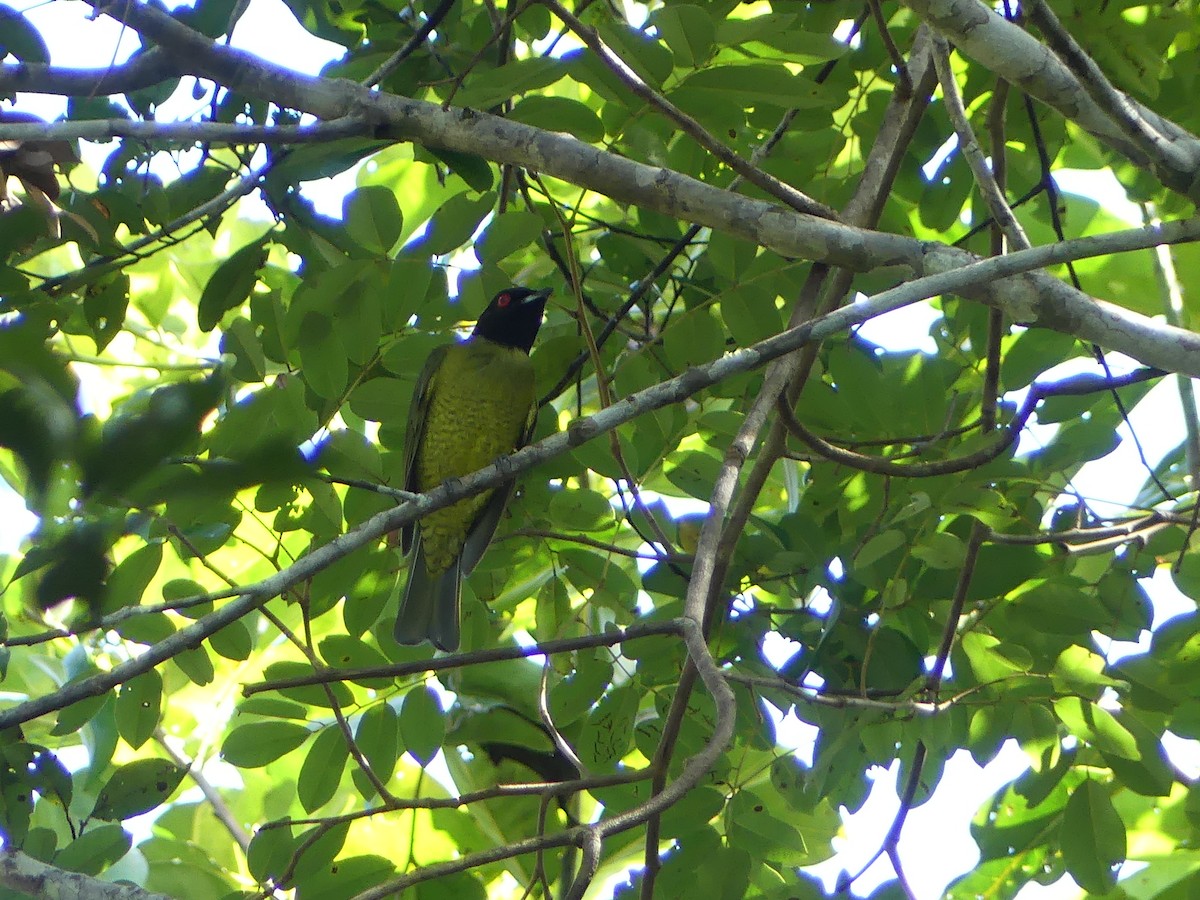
top-left (394, 286), bottom-right (551, 651)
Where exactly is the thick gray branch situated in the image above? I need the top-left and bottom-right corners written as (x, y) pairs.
top-left (0, 117), bottom-right (368, 145)
top-left (1023, 0), bottom-right (1193, 175)
top-left (0, 48), bottom-right (181, 95)
top-left (4, 1), bottom-right (1198, 376)
top-left (902, 0), bottom-right (1200, 197)
top-left (0, 848), bottom-right (171, 900)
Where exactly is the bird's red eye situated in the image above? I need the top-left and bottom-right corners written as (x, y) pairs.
top-left (496, 292), bottom-right (511, 307)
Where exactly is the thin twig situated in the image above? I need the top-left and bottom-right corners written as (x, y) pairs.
top-left (364, 0), bottom-right (459, 87)
top-left (155, 732), bottom-right (252, 853)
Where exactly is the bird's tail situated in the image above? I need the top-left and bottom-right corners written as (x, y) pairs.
top-left (395, 535), bottom-right (462, 652)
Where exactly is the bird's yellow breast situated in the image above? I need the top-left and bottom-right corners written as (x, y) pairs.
top-left (416, 339), bottom-right (536, 574)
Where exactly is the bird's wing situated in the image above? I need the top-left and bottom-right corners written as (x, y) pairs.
top-left (460, 482), bottom-right (516, 576)
top-left (401, 344), bottom-right (449, 555)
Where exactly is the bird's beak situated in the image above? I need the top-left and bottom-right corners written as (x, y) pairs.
top-left (527, 288), bottom-right (553, 305)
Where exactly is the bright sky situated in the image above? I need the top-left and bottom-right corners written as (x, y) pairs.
top-left (6, 3), bottom-right (1199, 898)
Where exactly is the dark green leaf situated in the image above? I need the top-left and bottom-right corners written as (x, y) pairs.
top-left (508, 96), bottom-right (604, 143)
top-left (423, 191), bottom-right (496, 256)
top-left (455, 57), bottom-right (566, 109)
top-left (197, 239), bottom-right (267, 331)
top-left (354, 703), bottom-right (400, 793)
top-left (297, 726), bottom-right (349, 813)
top-left (546, 487), bottom-right (615, 532)
top-left (221, 721), bottom-right (311, 768)
top-left (1060, 779), bottom-right (1125, 894)
top-left (54, 823), bottom-right (131, 875)
top-left (90, 758), bottom-right (187, 821)
top-left (343, 185), bottom-right (403, 255)
top-left (652, 5), bottom-right (714, 67)
top-left (578, 685), bottom-right (638, 772)
top-left (400, 685), bottom-right (444, 766)
top-left (115, 669), bottom-right (162, 750)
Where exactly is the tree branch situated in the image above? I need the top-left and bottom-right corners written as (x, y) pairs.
top-left (0, 116), bottom-right (372, 145)
top-left (0, 47), bottom-right (181, 95)
top-left (3, 172), bottom-right (1199, 733)
top-left (333, 619), bottom-right (733, 900)
top-left (245, 621), bottom-right (683, 694)
top-left (902, 0), bottom-right (1200, 198)
top-left (1024, 0), bottom-right (1195, 176)
top-left (14, 0), bottom-right (1186, 375)
top-left (0, 848), bottom-right (172, 900)
top-left (541, 0), bottom-right (837, 220)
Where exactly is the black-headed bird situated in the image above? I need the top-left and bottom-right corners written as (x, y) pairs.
top-left (395, 286), bottom-right (550, 651)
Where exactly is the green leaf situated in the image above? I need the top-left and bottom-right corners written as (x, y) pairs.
top-left (546, 487), bottom-right (615, 532)
top-left (52, 691), bottom-right (109, 736)
top-left (197, 239), bottom-right (267, 332)
top-left (597, 22), bottom-right (673, 87)
top-left (719, 283), bottom-right (783, 346)
top-left (477, 210), bottom-right (543, 264)
top-left (83, 274), bottom-right (129, 352)
top-left (535, 574), bottom-right (571, 642)
top-left (912, 531), bottom-right (966, 569)
top-left (549, 653), bottom-right (614, 726)
top-left (1050, 644), bottom-right (1120, 697)
top-left (663, 307), bottom-right (724, 371)
top-left (455, 56), bottom-right (566, 109)
top-left (508, 96), bottom-right (604, 143)
top-left (726, 787), bottom-right (809, 865)
top-left (428, 147), bottom-right (494, 193)
top-left (221, 721), bottom-right (311, 768)
top-left (1052, 696), bottom-right (1139, 759)
top-left (115, 669), bottom-right (162, 750)
top-left (220, 316), bottom-right (267, 383)
top-left (1101, 712), bottom-right (1175, 797)
top-left (209, 619), bottom-right (254, 661)
top-left (354, 703), bottom-right (400, 792)
top-left (106, 543), bottom-right (163, 612)
top-left (558, 547), bottom-right (641, 613)
top-left (297, 726), bottom-right (349, 813)
top-left (343, 185), bottom-right (403, 255)
top-left (854, 529), bottom-right (905, 569)
top-left (172, 644), bottom-right (215, 686)
top-left (237, 697), bottom-right (309, 720)
top-left (1060, 779), bottom-right (1125, 894)
top-left (664, 449), bottom-right (723, 501)
top-left (1012, 579), bottom-right (1111, 636)
top-left (263, 660), bottom-right (356, 708)
top-left (959, 632), bottom-right (1033, 686)
top-left (659, 785), bottom-right (725, 838)
top-left (400, 685), bottom-right (445, 766)
top-left (674, 64), bottom-right (834, 109)
top-left (90, 758), bottom-right (187, 821)
top-left (423, 191), bottom-right (496, 256)
top-left (54, 823), bottom-right (131, 875)
top-left (652, 5), bottom-right (714, 67)
top-left (247, 823), bottom-right (296, 886)
top-left (333, 270), bottom-right (384, 366)
top-left (579, 684), bottom-right (639, 772)
top-left (348, 376), bottom-right (411, 424)
top-left (318, 634), bottom-right (391, 686)
top-left (0, 5), bottom-right (49, 62)
top-left (294, 853), bottom-right (398, 897)
top-left (298, 311), bottom-right (349, 399)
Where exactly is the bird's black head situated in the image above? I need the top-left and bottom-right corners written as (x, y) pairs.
top-left (472, 287), bottom-right (550, 353)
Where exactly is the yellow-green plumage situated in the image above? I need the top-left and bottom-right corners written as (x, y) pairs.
top-left (416, 341), bottom-right (535, 574)
top-left (395, 287), bottom-right (549, 651)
